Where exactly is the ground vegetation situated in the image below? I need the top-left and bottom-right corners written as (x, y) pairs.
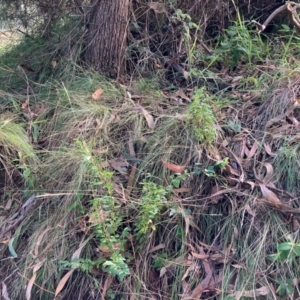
top-left (1, 1), bottom-right (300, 299)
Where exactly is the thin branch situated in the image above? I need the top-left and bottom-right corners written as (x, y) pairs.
top-left (252, 2), bottom-right (300, 35)
top-left (252, 3), bottom-right (287, 33)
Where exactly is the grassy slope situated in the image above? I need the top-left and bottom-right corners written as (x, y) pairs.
top-left (0, 24), bottom-right (300, 300)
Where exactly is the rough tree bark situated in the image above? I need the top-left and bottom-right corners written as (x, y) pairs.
top-left (85, 0), bottom-right (129, 79)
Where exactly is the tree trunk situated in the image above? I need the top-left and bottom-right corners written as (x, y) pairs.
top-left (85, 0), bottom-right (129, 79)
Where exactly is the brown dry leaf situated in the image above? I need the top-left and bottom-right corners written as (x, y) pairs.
top-left (184, 214), bottom-right (190, 236)
top-left (20, 64), bottom-right (35, 72)
top-left (190, 220), bottom-right (202, 233)
top-left (109, 157), bottom-right (128, 174)
top-left (133, 104), bottom-right (155, 129)
top-left (244, 145), bottom-right (250, 157)
top-left (89, 209), bottom-right (110, 224)
top-left (183, 70), bottom-right (189, 80)
top-left (149, 243), bottom-right (165, 253)
top-left (92, 88), bottom-right (104, 100)
top-left (231, 264), bottom-right (245, 269)
top-left (181, 263), bottom-right (200, 282)
top-left (222, 138), bottom-right (229, 147)
top-left (4, 198), bottom-right (12, 210)
top-left (184, 283), bottom-right (203, 299)
top-left (191, 252), bottom-right (209, 260)
top-left (159, 266), bottom-right (167, 277)
top-left (98, 243), bottom-right (122, 254)
top-left (246, 141), bottom-right (258, 158)
top-left (259, 184), bottom-right (282, 208)
top-left (26, 259), bottom-right (45, 300)
top-left (173, 187), bottom-right (191, 193)
top-left (21, 98), bottom-right (30, 110)
top-left (176, 89), bottom-right (191, 102)
top-left (162, 160), bottom-right (185, 173)
top-left (261, 163), bottom-right (274, 183)
top-left (229, 286), bottom-right (270, 300)
top-left (148, 2), bottom-right (165, 13)
top-left (190, 247), bottom-right (213, 298)
top-left (71, 239), bottom-right (90, 260)
top-left (210, 253), bottom-right (226, 263)
top-left (155, 62), bottom-right (162, 68)
top-left (225, 164), bottom-right (240, 177)
top-left (293, 218), bottom-right (300, 231)
top-left (55, 239), bottom-right (89, 297)
top-left (55, 269), bottom-right (74, 297)
top-left (97, 160), bottom-right (109, 168)
top-left (148, 268), bottom-right (159, 284)
top-left (244, 181), bottom-right (255, 190)
top-left (177, 207), bottom-right (195, 235)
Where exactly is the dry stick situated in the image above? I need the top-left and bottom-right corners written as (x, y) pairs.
top-left (0, 30), bottom-right (10, 37)
top-left (199, 40), bottom-right (213, 55)
top-left (16, 28), bottom-right (32, 38)
top-left (252, 3), bottom-right (287, 33)
top-left (253, 2), bottom-right (300, 34)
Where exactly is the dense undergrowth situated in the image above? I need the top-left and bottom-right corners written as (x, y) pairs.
top-left (1, 15), bottom-right (300, 300)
